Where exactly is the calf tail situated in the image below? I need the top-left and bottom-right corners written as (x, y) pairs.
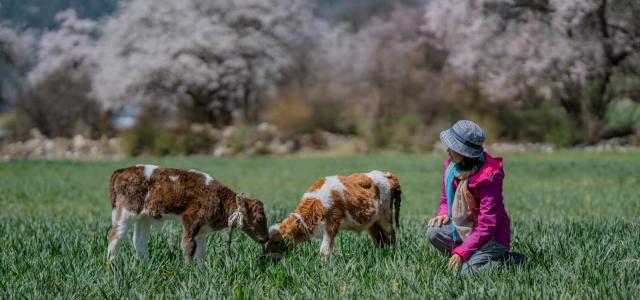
top-left (109, 169), bottom-right (125, 209)
top-left (384, 172), bottom-right (402, 228)
top-left (391, 186), bottom-right (402, 228)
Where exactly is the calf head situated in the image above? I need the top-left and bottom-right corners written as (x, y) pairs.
top-left (262, 216), bottom-right (309, 256)
top-left (260, 223), bottom-right (290, 261)
top-left (235, 192), bottom-right (269, 244)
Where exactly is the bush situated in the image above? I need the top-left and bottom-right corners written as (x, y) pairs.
top-left (605, 100), bottom-right (640, 137)
top-left (150, 129), bottom-right (179, 156)
top-left (16, 68), bottom-right (112, 139)
top-left (121, 118), bottom-right (161, 157)
top-left (367, 114), bottom-right (431, 152)
top-left (308, 99), bottom-right (358, 135)
top-left (182, 129), bottom-right (216, 155)
top-left (264, 92), bottom-right (359, 137)
top-left (2, 111), bottom-right (31, 141)
top-left (264, 97), bottom-right (313, 136)
top-left (496, 103), bottom-right (575, 146)
top-left (226, 125), bottom-right (251, 154)
top-left (121, 107), bottom-right (216, 156)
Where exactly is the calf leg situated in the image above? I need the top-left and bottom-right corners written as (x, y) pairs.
top-left (107, 207), bottom-right (135, 261)
top-left (181, 229), bottom-right (197, 265)
top-left (133, 218), bottom-right (151, 259)
top-left (369, 219), bottom-right (395, 247)
top-left (368, 223), bottom-right (385, 247)
top-left (320, 222), bottom-right (339, 262)
top-left (194, 233), bottom-right (208, 264)
top-left (181, 216), bottom-right (203, 265)
top-left (182, 235), bottom-right (196, 265)
top-left (378, 219), bottom-right (396, 246)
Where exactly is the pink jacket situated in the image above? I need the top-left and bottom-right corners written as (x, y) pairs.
top-left (437, 152), bottom-right (511, 261)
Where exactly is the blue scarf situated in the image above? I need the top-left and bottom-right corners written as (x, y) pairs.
top-left (445, 153), bottom-right (485, 242)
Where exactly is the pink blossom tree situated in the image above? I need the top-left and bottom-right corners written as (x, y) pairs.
top-left (308, 6), bottom-right (451, 120)
top-left (92, 0), bottom-right (316, 125)
top-left (27, 9), bottom-right (98, 86)
top-left (424, 0), bottom-right (640, 143)
top-left (20, 10), bottom-right (109, 137)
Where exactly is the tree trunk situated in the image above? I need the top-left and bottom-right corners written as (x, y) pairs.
top-left (558, 80), bottom-right (611, 145)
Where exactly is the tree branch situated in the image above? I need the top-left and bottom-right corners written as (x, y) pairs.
top-left (607, 23), bottom-right (631, 37)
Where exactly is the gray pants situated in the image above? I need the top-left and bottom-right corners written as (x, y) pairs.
top-left (426, 221), bottom-right (510, 274)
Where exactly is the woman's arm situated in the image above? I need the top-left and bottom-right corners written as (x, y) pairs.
top-left (437, 161), bottom-right (450, 216)
top-left (451, 174), bottom-right (504, 261)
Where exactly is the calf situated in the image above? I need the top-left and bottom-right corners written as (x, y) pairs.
top-left (107, 165), bottom-right (268, 264)
top-left (264, 170), bottom-right (401, 261)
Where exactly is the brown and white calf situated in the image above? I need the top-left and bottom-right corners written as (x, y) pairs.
top-left (264, 170), bottom-right (401, 261)
top-left (107, 164), bottom-right (268, 264)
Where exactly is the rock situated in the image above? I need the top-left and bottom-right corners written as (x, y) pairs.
top-left (434, 141), bottom-right (556, 154)
top-left (245, 123), bottom-right (278, 146)
top-left (268, 140), bottom-right (296, 155)
top-left (30, 128), bottom-right (44, 140)
top-left (212, 146), bottom-right (233, 157)
top-left (486, 142), bottom-right (555, 154)
top-left (317, 130), bottom-right (350, 149)
top-left (583, 136), bottom-right (637, 152)
top-left (257, 122), bottom-right (276, 134)
top-left (72, 135), bottom-right (87, 150)
top-left (0, 131), bottom-right (125, 160)
top-left (222, 126), bottom-right (236, 139)
top-left (190, 123), bottom-right (207, 133)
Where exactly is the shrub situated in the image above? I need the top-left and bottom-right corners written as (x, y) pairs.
top-left (121, 116), bottom-right (218, 157)
top-left (181, 129), bottom-right (216, 155)
top-left (2, 111), bottom-right (31, 141)
top-left (227, 125), bottom-right (251, 154)
top-left (367, 114), bottom-right (431, 152)
top-left (605, 100), bottom-right (640, 137)
top-left (263, 97), bottom-right (314, 137)
top-left (120, 112), bottom-right (160, 157)
top-left (496, 103), bottom-right (575, 146)
top-left (16, 68), bottom-right (112, 139)
top-left (149, 129), bottom-right (179, 156)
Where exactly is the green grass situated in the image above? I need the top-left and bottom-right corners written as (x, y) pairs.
top-left (1, 152), bottom-right (640, 298)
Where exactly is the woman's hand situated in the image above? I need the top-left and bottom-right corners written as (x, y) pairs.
top-left (427, 215), bottom-right (448, 227)
top-left (448, 254), bottom-right (462, 272)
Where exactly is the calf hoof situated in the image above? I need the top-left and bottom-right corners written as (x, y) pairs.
top-left (106, 258), bottom-right (116, 271)
top-left (321, 254), bottom-right (330, 263)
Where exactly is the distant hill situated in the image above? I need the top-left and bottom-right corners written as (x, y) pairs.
top-left (0, 0), bottom-right (423, 30)
top-left (0, 0), bottom-right (117, 29)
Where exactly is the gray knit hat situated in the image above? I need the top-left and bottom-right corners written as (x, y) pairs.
top-left (440, 120), bottom-right (485, 158)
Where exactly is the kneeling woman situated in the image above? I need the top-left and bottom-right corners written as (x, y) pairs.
top-left (427, 120), bottom-right (522, 273)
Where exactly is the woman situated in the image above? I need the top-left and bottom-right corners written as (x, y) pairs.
top-left (426, 120), bottom-right (522, 273)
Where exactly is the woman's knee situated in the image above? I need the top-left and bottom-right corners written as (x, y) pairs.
top-left (426, 226), bottom-right (445, 245)
top-left (460, 242), bottom-right (511, 273)
top-left (426, 226), bottom-right (436, 243)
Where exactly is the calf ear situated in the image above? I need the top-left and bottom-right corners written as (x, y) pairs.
top-left (268, 224), bottom-right (280, 238)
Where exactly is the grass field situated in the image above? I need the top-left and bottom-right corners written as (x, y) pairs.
top-left (1, 152), bottom-right (639, 298)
